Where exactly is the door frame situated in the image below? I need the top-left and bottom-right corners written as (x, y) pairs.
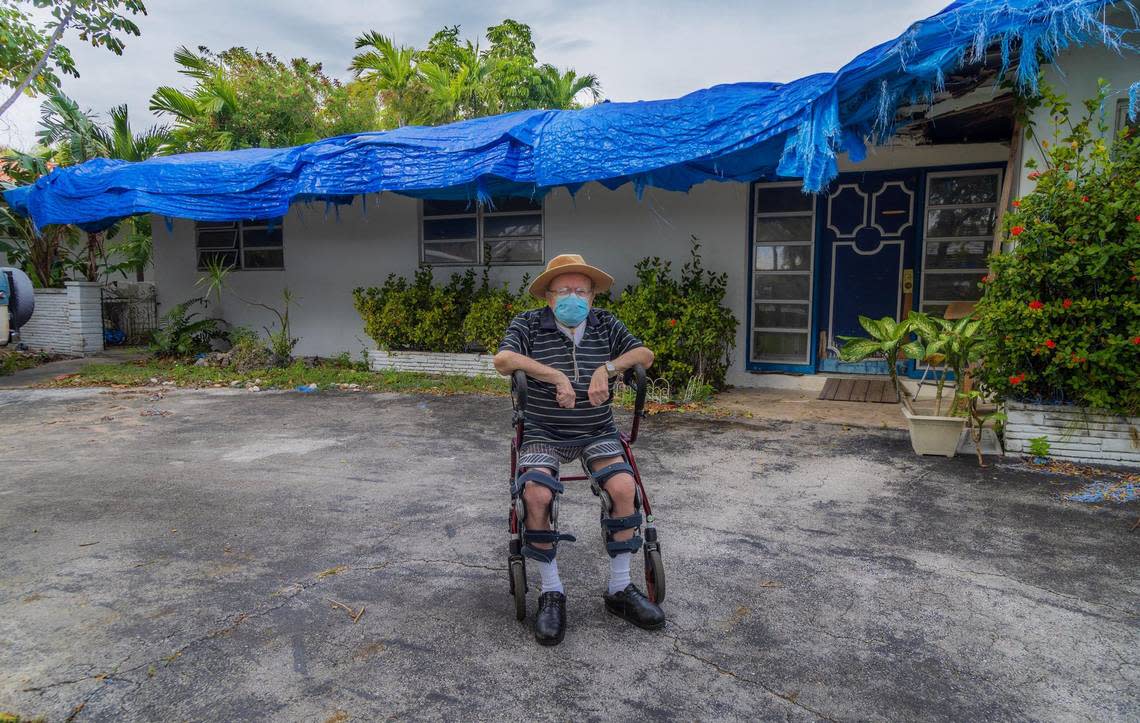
top-left (745, 161), bottom-right (1008, 375)
top-left (743, 180), bottom-right (820, 374)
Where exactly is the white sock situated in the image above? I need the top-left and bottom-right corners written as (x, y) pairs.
top-left (608, 551), bottom-right (632, 594)
top-left (537, 558), bottom-right (563, 594)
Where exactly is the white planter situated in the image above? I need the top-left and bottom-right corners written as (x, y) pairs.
top-left (367, 349), bottom-right (498, 378)
top-left (901, 405), bottom-right (967, 457)
top-left (1004, 401), bottom-right (1139, 467)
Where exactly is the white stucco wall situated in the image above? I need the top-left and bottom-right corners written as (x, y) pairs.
top-left (1018, 29), bottom-right (1140, 195)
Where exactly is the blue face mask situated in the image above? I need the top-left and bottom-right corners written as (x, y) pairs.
top-left (553, 294), bottom-right (589, 327)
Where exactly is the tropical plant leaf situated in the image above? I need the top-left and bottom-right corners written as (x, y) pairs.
top-left (838, 338), bottom-right (883, 362)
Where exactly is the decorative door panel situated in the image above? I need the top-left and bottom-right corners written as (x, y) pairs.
top-left (819, 174), bottom-right (916, 374)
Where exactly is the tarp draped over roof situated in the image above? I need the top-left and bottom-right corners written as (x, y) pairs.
top-left (4, 0), bottom-right (1137, 231)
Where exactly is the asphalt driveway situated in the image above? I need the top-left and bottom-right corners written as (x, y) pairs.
top-left (0, 387), bottom-right (1137, 721)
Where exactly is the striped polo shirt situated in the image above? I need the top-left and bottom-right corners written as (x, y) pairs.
top-left (499, 306), bottom-right (644, 446)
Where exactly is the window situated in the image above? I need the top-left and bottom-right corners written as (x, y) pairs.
top-left (750, 183), bottom-right (815, 365)
top-left (919, 170), bottom-right (1002, 318)
top-left (195, 219), bottom-right (284, 270)
top-left (1115, 98), bottom-right (1138, 138)
top-left (420, 197), bottom-right (543, 265)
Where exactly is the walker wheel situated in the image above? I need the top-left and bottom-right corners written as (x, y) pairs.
top-left (510, 558), bottom-right (527, 620)
top-left (644, 545), bottom-right (665, 605)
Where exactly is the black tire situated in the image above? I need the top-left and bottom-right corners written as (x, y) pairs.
top-left (644, 546), bottom-right (665, 604)
top-left (510, 558), bottom-right (527, 620)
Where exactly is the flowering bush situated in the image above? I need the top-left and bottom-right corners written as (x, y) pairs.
top-left (609, 239), bottom-right (738, 390)
top-left (975, 82), bottom-right (1140, 415)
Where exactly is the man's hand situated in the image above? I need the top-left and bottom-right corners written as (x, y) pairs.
top-left (554, 372), bottom-right (577, 409)
top-left (588, 366), bottom-right (610, 406)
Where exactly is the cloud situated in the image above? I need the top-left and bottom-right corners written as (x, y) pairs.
top-left (1, 0), bottom-right (949, 150)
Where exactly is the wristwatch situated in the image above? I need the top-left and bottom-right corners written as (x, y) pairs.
top-left (605, 361), bottom-right (619, 378)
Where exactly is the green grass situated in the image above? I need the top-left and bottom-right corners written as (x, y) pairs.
top-left (0, 350), bottom-right (59, 377)
top-left (45, 358), bottom-right (510, 396)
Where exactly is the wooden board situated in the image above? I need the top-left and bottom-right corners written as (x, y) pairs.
top-left (818, 378), bottom-right (898, 404)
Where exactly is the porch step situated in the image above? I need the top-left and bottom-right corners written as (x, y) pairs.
top-left (818, 377), bottom-right (899, 404)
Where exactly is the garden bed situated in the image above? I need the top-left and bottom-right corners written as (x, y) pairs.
top-left (367, 349), bottom-right (497, 378)
top-left (41, 358), bottom-right (510, 396)
top-left (1004, 401), bottom-right (1139, 467)
top-left (0, 348), bottom-right (70, 376)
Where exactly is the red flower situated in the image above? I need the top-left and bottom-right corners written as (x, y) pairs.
top-left (981, 274), bottom-right (994, 283)
top-left (1045, 339), bottom-right (1056, 349)
top-left (1135, 215), bottom-right (1140, 222)
top-left (1010, 225), bottom-right (1025, 237)
top-left (668, 318), bottom-right (678, 327)
top-left (1081, 195), bottom-right (1090, 203)
top-left (1011, 200), bottom-right (1021, 208)
top-left (1133, 337), bottom-right (1140, 345)
top-left (1062, 298), bottom-right (1073, 309)
top-left (1009, 374), bottom-right (1024, 386)
top-left (1028, 300), bottom-right (1044, 310)
top-left (1027, 171), bottom-right (1041, 180)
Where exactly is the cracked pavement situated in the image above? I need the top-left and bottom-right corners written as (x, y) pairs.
top-left (0, 387), bottom-right (1137, 721)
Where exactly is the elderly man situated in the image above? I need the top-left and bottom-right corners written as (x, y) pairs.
top-left (494, 253), bottom-right (664, 646)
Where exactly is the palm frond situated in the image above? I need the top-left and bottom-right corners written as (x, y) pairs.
top-left (150, 86), bottom-right (202, 121)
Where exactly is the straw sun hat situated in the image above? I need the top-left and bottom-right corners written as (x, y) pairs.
top-left (528, 253), bottom-right (615, 300)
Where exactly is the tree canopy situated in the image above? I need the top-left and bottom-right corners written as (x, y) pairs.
top-left (149, 46), bottom-right (380, 152)
top-left (0, 0), bottom-right (148, 118)
top-left (351, 19), bottom-right (601, 128)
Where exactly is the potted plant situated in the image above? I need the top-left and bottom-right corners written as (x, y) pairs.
top-left (839, 312), bottom-right (986, 458)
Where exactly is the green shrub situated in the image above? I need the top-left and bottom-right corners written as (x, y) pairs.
top-left (150, 297), bottom-right (225, 358)
top-left (354, 267), bottom-right (481, 352)
top-left (353, 243), bottom-right (739, 395)
top-left (227, 326), bottom-right (270, 370)
top-left (610, 239), bottom-right (738, 390)
top-left (975, 81), bottom-right (1140, 415)
top-left (462, 275), bottom-right (542, 352)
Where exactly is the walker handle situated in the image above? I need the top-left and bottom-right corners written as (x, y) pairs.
top-left (624, 364), bottom-right (648, 443)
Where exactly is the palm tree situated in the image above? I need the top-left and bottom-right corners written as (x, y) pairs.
top-left (35, 93), bottom-right (105, 165)
top-left (350, 32), bottom-right (418, 127)
top-left (149, 45), bottom-right (239, 151)
top-left (535, 65), bottom-right (600, 110)
top-left (104, 104), bottom-right (169, 162)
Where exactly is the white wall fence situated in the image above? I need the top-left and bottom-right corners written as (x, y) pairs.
top-left (17, 281), bottom-right (105, 355)
top-left (1004, 401), bottom-right (1140, 467)
top-left (368, 350), bottom-right (497, 378)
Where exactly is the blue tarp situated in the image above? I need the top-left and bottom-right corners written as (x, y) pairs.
top-left (4, 0), bottom-right (1137, 230)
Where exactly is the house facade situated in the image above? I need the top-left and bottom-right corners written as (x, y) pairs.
top-left (150, 39), bottom-right (1139, 388)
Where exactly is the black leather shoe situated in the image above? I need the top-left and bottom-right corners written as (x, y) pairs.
top-left (603, 583), bottom-right (665, 630)
top-left (534, 591), bottom-right (567, 646)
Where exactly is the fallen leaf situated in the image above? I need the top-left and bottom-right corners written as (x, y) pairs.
top-left (317, 564), bottom-right (348, 579)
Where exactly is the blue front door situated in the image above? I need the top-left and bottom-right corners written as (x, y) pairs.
top-left (817, 172), bottom-right (917, 374)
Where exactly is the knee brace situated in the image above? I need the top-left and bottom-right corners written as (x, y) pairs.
top-left (514, 469), bottom-right (576, 563)
top-left (589, 462), bottom-right (643, 558)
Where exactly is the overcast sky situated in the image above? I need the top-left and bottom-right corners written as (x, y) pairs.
top-left (1, 0), bottom-right (950, 150)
